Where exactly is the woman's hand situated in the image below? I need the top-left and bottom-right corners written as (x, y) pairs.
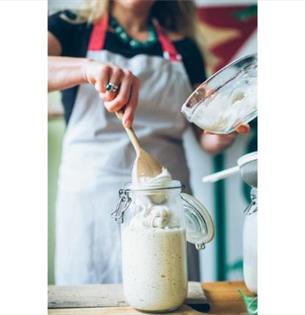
top-left (200, 123), bottom-right (251, 155)
top-left (48, 55), bottom-right (140, 128)
top-left (83, 60), bottom-right (140, 128)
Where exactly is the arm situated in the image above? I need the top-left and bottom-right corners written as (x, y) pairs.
top-left (48, 32), bottom-right (139, 127)
top-left (48, 56), bottom-right (88, 92)
top-left (48, 32), bottom-right (88, 92)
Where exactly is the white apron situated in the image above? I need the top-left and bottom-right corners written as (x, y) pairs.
top-left (55, 15), bottom-right (199, 285)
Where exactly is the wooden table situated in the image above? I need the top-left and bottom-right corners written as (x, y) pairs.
top-left (49, 281), bottom-right (252, 315)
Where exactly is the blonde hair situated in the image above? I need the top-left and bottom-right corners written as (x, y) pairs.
top-left (67, 0), bottom-right (207, 58)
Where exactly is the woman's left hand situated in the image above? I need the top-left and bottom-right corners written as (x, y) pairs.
top-left (200, 123), bottom-right (251, 155)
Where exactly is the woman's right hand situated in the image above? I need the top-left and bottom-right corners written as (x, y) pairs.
top-left (83, 60), bottom-right (140, 128)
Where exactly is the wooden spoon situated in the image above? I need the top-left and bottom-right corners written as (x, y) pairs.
top-left (115, 111), bottom-right (162, 179)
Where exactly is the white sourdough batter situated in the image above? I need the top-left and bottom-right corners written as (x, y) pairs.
top-left (122, 226), bottom-right (187, 311)
top-left (132, 167), bottom-right (172, 188)
top-left (188, 75), bottom-right (257, 133)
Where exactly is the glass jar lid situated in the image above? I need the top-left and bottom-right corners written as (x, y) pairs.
top-left (181, 193), bottom-right (215, 249)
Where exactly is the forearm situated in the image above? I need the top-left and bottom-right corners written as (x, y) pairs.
top-left (48, 56), bottom-right (89, 92)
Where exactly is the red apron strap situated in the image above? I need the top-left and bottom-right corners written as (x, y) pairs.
top-left (88, 13), bottom-right (109, 51)
top-left (153, 19), bottom-right (182, 62)
top-left (88, 14), bottom-right (181, 63)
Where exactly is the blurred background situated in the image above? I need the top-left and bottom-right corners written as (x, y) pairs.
top-left (48, 0), bottom-right (257, 284)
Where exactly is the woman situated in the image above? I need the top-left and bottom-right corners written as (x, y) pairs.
top-left (48, 0), bottom-right (249, 285)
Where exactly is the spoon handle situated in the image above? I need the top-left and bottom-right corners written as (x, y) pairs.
top-left (202, 166), bottom-right (239, 183)
top-left (115, 111), bottom-right (141, 155)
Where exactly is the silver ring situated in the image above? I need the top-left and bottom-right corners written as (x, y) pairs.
top-left (111, 83), bottom-right (119, 93)
top-left (106, 82), bottom-right (119, 93)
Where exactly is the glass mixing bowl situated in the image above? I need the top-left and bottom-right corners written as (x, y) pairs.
top-left (181, 54), bottom-right (257, 134)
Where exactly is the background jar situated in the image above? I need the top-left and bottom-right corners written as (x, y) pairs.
top-left (243, 187), bottom-right (257, 294)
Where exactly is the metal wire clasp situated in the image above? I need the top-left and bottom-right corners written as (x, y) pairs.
top-left (244, 187), bottom-right (257, 215)
top-left (111, 189), bottom-right (131, 224)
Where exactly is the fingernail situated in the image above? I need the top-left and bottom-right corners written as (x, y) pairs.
top-left (237, 125), bottom-right (248, 134)
top-left (124, 119), bottom-right (130, 128)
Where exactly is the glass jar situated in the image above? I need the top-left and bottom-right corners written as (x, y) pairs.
top-left (181, 54), bottom-right (257, 134)
top-left (243, 187), bottom-right (257, 294)
top-left (112, 180), bottom-right (214, 313)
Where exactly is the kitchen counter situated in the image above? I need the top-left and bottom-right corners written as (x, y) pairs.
top-left (48, 281), bottom-right (253, 315)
